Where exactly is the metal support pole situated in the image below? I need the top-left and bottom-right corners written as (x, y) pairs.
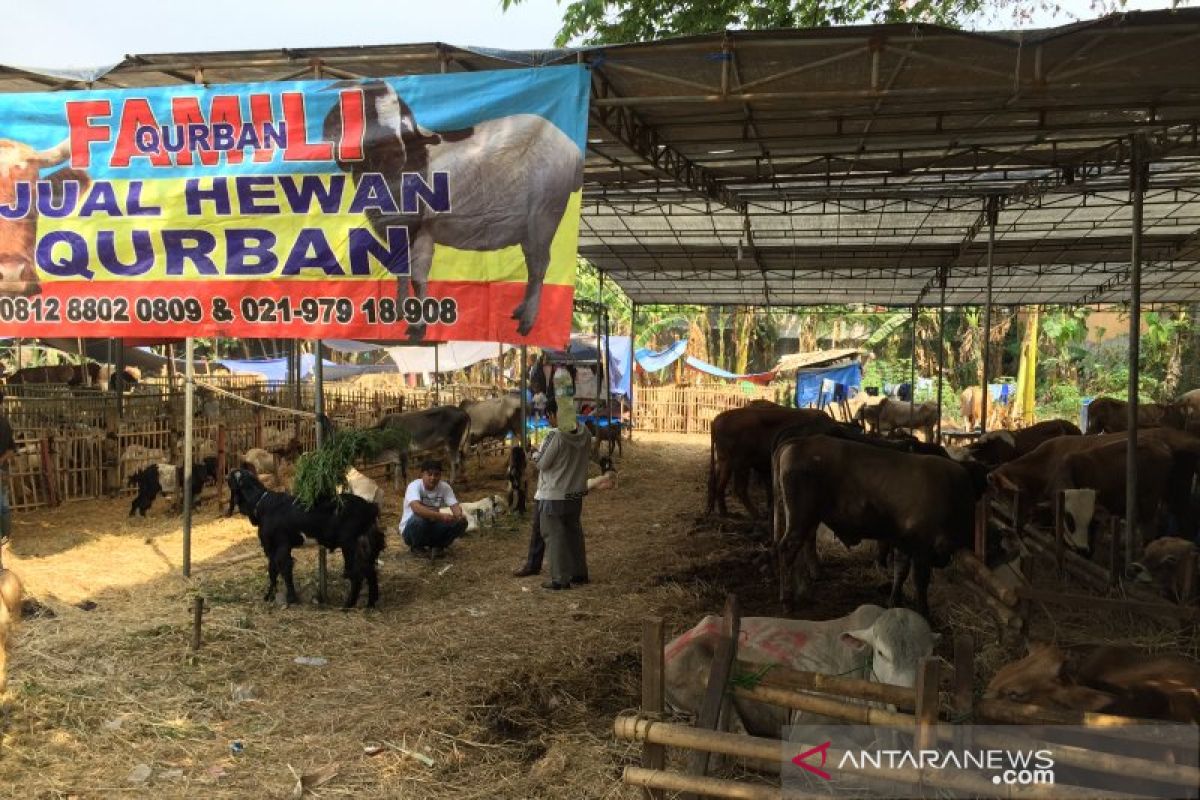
top-left (936, 272), bottom-right (947, 443)
top-left (433, 344), bottom-right (441, 405)
top-left (604, 310), bottom-right (612, 430)
top-left (314, 339), bottom-right (327, 603)
top-left (182, 337), bottom-right (195, 578)
top-left (114, 338), bottom-right (125, 417)
top-left (630, 303), bottom-right (638, 442)
top-left (1127, 135), bottom-right (1147, 567)
top-left (909, 305), bottom-right (917, 419)
top-left (596, 273), bottom-right (604, 416)
top-left (519, 345), bottom-right (529, 451)
top-left (981, 198), bottom-right (998, 434)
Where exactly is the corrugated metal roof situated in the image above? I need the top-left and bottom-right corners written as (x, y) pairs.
top-left (775, 348), bottom-right (862, 371)
top-left (3, 10), bottom-right (1200, 307)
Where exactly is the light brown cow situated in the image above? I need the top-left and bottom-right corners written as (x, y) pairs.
top-left (0, 138), bottom-right (84, 296)
top-left (959, 385), bottom-right (1012, 431)
top-left (860, 397), bottom-right (939, 441)
top-left (1126, 536), bottom-right (1199, 603)
top-left (986, 642), bottom-right (1200, 723)
top-left (0, 568), bottom-right (23, 693)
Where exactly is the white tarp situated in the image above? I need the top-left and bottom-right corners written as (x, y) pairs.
top-left (385, 341), bottom-right (512, 374)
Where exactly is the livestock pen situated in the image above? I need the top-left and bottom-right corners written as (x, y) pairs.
top-left (2, 432), bottom-right (1196, 799)
top-left (0, 378), bottom-right (515, 513)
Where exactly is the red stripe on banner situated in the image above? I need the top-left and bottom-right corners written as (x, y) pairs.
top-left (0, 281), bottom-right (575, 347)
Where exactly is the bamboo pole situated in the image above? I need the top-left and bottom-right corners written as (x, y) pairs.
top-left (737, 661), bottom-right (917, 708)
top-left (1015, 585), bottom-right (1200, 622)
top-left (960, 578), bottom-right (1022, 629)
top-left (622, 768), bottom-right (780, 800)
top-left (733, 684), bottom-right (915, 727)
top-left (954, 550), bottom-right (1018, 605)
top-left (614, 717), bottom-right (1130, 799)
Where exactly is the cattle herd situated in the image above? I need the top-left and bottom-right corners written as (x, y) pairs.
top-left (2, 375), bottom-right (1199, 762)
top-left (703, 389), bottom-right (1200, 726)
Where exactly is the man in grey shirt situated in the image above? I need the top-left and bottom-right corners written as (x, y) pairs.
top-left (533, 398), bottom-right (592, 590)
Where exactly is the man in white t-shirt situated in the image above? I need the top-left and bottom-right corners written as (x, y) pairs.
top-left (400, 459), bottom-right (467, 558)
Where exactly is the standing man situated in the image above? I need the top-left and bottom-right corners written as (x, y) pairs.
top-left (400, 459), bottom-right (468, 559)
top-left (533, 398), bottom-right (592, 590)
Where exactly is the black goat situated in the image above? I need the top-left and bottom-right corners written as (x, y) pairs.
top-left (585, 418), bottom-right (623, 458)
top-left (506, 445), bottom-right (528, 514)
top-left (225, 469), bottom-right (385, 608)
top-left (127, 466), bottom-right (162, 517)
top-left (128, 462), bottom-right (211, 517)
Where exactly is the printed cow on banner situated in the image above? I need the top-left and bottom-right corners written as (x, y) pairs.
top-left (0, 139), bottom-right (88, 296)
top-left (323, 80), bottom-right (584, 340)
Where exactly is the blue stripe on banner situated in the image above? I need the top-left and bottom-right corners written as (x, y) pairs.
top-left (1, 65), bottom-right (589, 181)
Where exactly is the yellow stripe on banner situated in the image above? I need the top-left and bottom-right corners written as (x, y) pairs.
top-left (429, 189), bottom-right (581, 286)
top-left (36, 178), bottom-right (582, 285)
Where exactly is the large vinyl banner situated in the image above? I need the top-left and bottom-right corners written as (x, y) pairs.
top-left (0, 65), bottom-right (588, 345)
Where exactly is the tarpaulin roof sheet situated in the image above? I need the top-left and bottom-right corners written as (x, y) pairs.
top-left (5, 10), bottom-right (1200, 307)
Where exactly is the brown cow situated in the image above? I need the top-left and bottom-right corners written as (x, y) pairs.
top-left (1084, 396), bottom-right (1179, 434)
top-left (0, 138), bottom-right (88, 296)
top-left (991, 426), bottom-right (1200, 542)
top-left (1054, 438), bottom-right (1174, 555)
top-left (986, 642), bottom-right (1200, 723)
top-left (707, 402), bottom-right (837, 518)
top-left (1126, 536), bottom-right (1199, 602)
top-left (772, 433), bottom-right (977, 617)
top-left (965, 419), bottom-right (1081, 467)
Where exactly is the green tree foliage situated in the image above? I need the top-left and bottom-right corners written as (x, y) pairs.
top-left (504, 0), bottom-right (1006, 46)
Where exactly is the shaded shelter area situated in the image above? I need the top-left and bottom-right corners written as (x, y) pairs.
top-left (3, 9), bottom-right (1200, 569)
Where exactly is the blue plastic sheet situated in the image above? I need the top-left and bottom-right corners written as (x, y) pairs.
top-left (795, 363), bottom-right (863, 408)
top-left (635, 339), bottom-right (688, 372)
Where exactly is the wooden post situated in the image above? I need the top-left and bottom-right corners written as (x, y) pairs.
top-left (1054, 490), bottom-right (1066, 578)
top-left (190, 596), bottom-right (204, 651)
top-left (684, 594), bottom-right (740, 796)
top-left (216, 424), bottom-right (227, 482)
top-left (914, 657), bottom-right (940, 751)
top-left (641, 618), bottom-right (666, 800)
top-left (253, 406), bottom-right (264, 449)
top-left (103, 406), bottom-right (120, 496)
top-left (953, 634), bottom-right (974, 750)
top-left (39, 436), bottom-right (59, 507)
top-left (952, 634), bottom-right (973, 718)
top-left (973, 496), bottom-right (987, 560)
top-left (1017, 551), bottom-right (1034, 639)
top-left (1180, 552), bottom-right (1197, 607)
top-left (1110, 517), bottom-right (1122, 589)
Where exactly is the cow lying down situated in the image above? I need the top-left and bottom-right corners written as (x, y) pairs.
top-left (986, 642), bottom-right (1200, 723)
top-left (665, 604), bottom-right (938, 738)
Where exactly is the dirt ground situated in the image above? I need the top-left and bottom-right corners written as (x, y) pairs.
top-left (0, 432), bottom-right (1194, 799)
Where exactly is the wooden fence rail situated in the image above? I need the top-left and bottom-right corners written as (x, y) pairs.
top-left (635, 385), bottom-right (775, 435)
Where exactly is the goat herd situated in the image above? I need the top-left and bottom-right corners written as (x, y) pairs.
top-left (703, 391), bottom-right (1200, 724)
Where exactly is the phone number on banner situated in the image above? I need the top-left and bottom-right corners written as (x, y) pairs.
top-left (0, 295), bottom-right (459, 327)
